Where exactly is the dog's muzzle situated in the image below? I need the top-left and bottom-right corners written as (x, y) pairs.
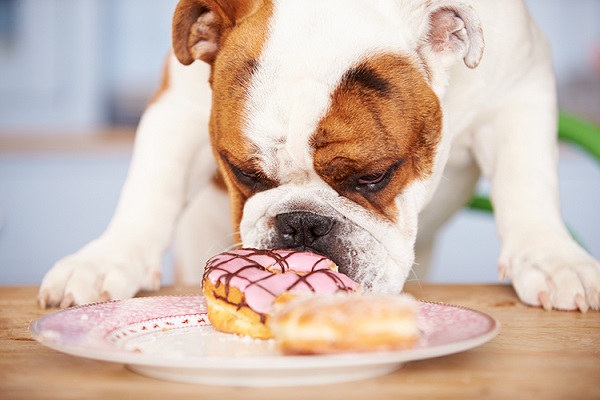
top-left (240, 187), bottom-right (411, 292)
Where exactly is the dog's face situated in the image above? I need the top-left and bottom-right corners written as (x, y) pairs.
top-left (173, 0), bottom-right (483, 292)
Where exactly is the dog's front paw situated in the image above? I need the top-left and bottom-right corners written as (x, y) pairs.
top-left (501, 233), bottom-right (600, 312)
top-left (38, 240), bottom-right (161, 308)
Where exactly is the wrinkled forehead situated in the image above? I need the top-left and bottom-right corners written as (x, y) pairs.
top-left (212, 0), bottom-right (428, 178)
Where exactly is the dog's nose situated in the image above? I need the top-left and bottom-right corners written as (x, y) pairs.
top-left (276, 211), bottom-right (335, 249)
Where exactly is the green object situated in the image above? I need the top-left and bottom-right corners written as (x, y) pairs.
top-left (558, 112), bottom-right (600, 164)
top-left (466, 194), bottom-right (493, 213)
top-left (465, 112), bottom-right (600, 248)
top-left (467, 112), bottom-right (600, 213)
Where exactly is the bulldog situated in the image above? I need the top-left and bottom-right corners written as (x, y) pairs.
top-left (39, 0), bottom-right (600, 312)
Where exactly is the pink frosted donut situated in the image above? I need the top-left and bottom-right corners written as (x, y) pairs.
top-left (202, 248), bottom-right (359, 339)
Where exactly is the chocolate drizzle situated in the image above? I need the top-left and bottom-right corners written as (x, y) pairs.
top-left (203, 248), bottom-right (357, 323)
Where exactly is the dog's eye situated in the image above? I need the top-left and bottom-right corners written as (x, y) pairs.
top-left (220, 152), bottom-right (275, 193)
top-left (354, 160), bottom-right (403, 193)
top-left (229, 163), bottom-right (275, 192)
top-left (232, 165), bottom-right (260, 185)
top-left (355, 171), bottom-right (389, 193)
top-left (358, 172), bottom-right (386, 186)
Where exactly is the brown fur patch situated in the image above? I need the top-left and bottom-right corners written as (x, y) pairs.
top-left (207, 1), bottom-right (274, 240)
top-left (172, 0), bottom-right (264, 65)
top-left (312, 54), bottom-right (442, 221)
top-left (211, 169), bottom-right (228, 191)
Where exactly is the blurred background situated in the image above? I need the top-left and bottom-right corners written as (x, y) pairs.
top-left (0, 0), bottom-right (598, 285)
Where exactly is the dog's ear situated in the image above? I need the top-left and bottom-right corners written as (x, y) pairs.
top-left (172, 0), bottom-right (262, 65)
top-left (424, 1), bottom-right (484, 69)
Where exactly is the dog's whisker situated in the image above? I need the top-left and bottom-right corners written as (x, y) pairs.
top-left (201, 232), bottom-right (242, 256)
top-left (405, 267), bottom-right (424, 295)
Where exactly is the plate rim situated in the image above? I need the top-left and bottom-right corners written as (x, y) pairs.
top-left (30, 295), bottom-right (500, 370)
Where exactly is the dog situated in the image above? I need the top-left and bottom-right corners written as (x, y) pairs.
top-left (39, 0), bottom-right (600, 312)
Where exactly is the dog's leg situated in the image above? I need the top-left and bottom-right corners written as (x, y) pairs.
top-left (172, 175), bottom-right (232, 285)
top-left (39, 56), bottom-right (213, 308)
top-left (415, 146), bottom-right (481, 280)
top-left (472, 64), bottom-right (600, 312)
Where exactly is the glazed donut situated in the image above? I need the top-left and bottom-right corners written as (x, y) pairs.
top-left (202, 248), bottom-right (360, 339)
top-left (269, 293), bottom-right (420, 354)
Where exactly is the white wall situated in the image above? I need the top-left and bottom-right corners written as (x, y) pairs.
top-left (526, 0), bottom-right (600, 124)
top-left (0, 0), bottom-right (178, 130)
top-left (0, 0), bottom-right (105, 129)
top-left (527, 0), bottom-right (600, 81)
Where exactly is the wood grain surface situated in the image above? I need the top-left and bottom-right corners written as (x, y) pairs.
top-left (1, 284), bottom-right (599, 400)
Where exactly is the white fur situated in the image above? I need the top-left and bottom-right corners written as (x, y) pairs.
top-left (238, 1), bottom-right (446, 292)
top-left (421, 0), bottom-right (600, 311)
top-left (39, 0), bottom-right (600, 311)
top-left (245, 0), bottom-right (424, 180)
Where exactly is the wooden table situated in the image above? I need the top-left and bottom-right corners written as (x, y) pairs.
top-left (1, 284), bottom-right (599, 400)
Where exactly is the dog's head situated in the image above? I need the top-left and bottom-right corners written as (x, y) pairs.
top-left (172, 0), bottom-right (483, 292)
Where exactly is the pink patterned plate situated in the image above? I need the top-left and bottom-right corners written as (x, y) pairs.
top-left (30, 295), bottom-right (499, 387)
